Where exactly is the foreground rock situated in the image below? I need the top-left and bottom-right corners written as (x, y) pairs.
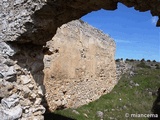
top-left (0, 94), bottom-right (22, 120)
top-left (0, 0), bottom-right (159, 45)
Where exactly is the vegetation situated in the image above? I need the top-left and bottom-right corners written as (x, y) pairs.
top-left (125, 58), bottom-right (135, 62)
top-left (52, 67), bottom-right (160, 120)
top-left (153, 60), bottom-right (156, 62)
top-left (137, 62), bottom-right (151, 69)
top-left (141, 58), bottom-right (145, 62)
top-left (116, 58), bottom-right (123, 62)
top-left (147, 60), bottom-right (151, 62)
top-left (155, 64), bottom-right (160, 69)
top-left (115, 59), bottom-right (120, 62)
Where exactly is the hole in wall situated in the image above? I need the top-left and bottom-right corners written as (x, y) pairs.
top-left (54, 49), bottom-right (59, 53)
top-left (81, 3), bottom-right (160, 62)
top-left (43, 47), bottom-right (53, 55)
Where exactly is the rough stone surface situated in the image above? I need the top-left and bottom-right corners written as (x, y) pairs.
top-left (20, 75), bottom-right (31, 85)
top-left (0, 43), bottom-right (46, 119)
top-left (0, 0), bottom-right (160, 45)
top-left (0, 42), bottom-right (19, 56)
top-left (96, 111), bottom-right (104, 119)
top-left (0, 95), bottom-right (22, 120)
top-left (0, 0), bottom-right (45, 44)
top-left (43, 20), bottom-right (117, 110)
top-left (116, 60), bottom-right (132, 80)
top-left (1, 94), bottom-right (19, 109)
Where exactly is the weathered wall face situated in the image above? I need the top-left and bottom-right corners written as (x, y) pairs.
top-left (0, 0), bottom-right (160, 45)
top-left (43, 20), bottom-right (117, 110)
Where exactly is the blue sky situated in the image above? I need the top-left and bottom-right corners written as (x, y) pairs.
top-left (81, 3), bottom-right (160, 62)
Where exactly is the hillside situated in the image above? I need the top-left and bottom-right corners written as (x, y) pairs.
top-left (45, 60), bottom-right (160, 120)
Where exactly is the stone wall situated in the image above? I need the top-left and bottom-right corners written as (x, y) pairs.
top-left (43, 20), bottom-right (117, 111)
top-left (0, 0), bottom-right (160, 45)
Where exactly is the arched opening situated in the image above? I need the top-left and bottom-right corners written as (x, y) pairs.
top-left (81, 3), bottom-right (160, 61)
top-left (43, 2), bottom-right (160, 119)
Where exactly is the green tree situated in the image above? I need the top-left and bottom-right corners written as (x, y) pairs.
top-left (147, 60), bottom-right (151, 62)
top-left (141, 58), bottom-right (145, 62)
top-left (116, 59), bottom-right (120, 62)
top-left (153, 60), bottom-right (156, 62)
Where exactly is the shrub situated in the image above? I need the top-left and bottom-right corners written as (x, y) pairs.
top-left (141, 58), bottom-right (145, 62)
top-left (116, 59), bottom-right (120, 62)
top-left (137, 62), bottom-right (151, 69)
top-left (129, 59), bottom-right (135, 62)
top-left (155, 64), bottom-right (160, 69)
top-left (153, 60), bottom-right (156, 62)
top-left (147, 60), bottom-right (151, 62)
top-left (126, 58), bottom-right (129, 61)
top-left (120, 58), bottom-right (123, 61)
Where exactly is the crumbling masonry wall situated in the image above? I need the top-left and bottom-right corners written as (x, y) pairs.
top-left (43, 20), bottom-right (117, 111)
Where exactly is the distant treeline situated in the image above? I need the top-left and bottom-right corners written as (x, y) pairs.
top-left (115, 58), bottom-right (157, 63)
top-left (115, 58), bottom-right (160, 69)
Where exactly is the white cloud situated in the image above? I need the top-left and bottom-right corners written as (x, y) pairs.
top-left (151, 17), bottom-right (158, 25)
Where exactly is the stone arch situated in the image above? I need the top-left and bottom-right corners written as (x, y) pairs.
top-left (1, 0), bottom-right (160, 45)
top-left (0, 1), bottom-right (160, 119)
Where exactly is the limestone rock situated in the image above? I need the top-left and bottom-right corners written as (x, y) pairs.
top-left (0, 64), bottom-right (16, 80)
top-left (38, 85), bottom-right (45, 96)
top-left (0, 104), bottom-right (22, 120)
top-left (0, 42), bottom-right (19, 56)
top-left (0, 94), bottom-right (22, 120)
top-left (96, 111), bottom-right (104, 119)
top-left (21, 115), bottom-right (44, 120)
top-left (116, 60), bottom-right (135, 80)
top-left (0, 82), bottom-right (14, 98)
top-left (1, 94), bottom-right (19, 108)
top-left (20, 75), bottom-right (31, 85)
top-left (20, 99), bottom-right (31, 106)
top-left (30, 93), bottom-right (37, 99)
top-left (34, 98), bottom-right (42, 105)
top-left (28, 84), bottom-right (34, 90)
top-left (72, 110), bottom-right (80, 115)
top-left (0, 0), bottom-right (159, 45)
top-left (29, 105), bottom-right (45, 115)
